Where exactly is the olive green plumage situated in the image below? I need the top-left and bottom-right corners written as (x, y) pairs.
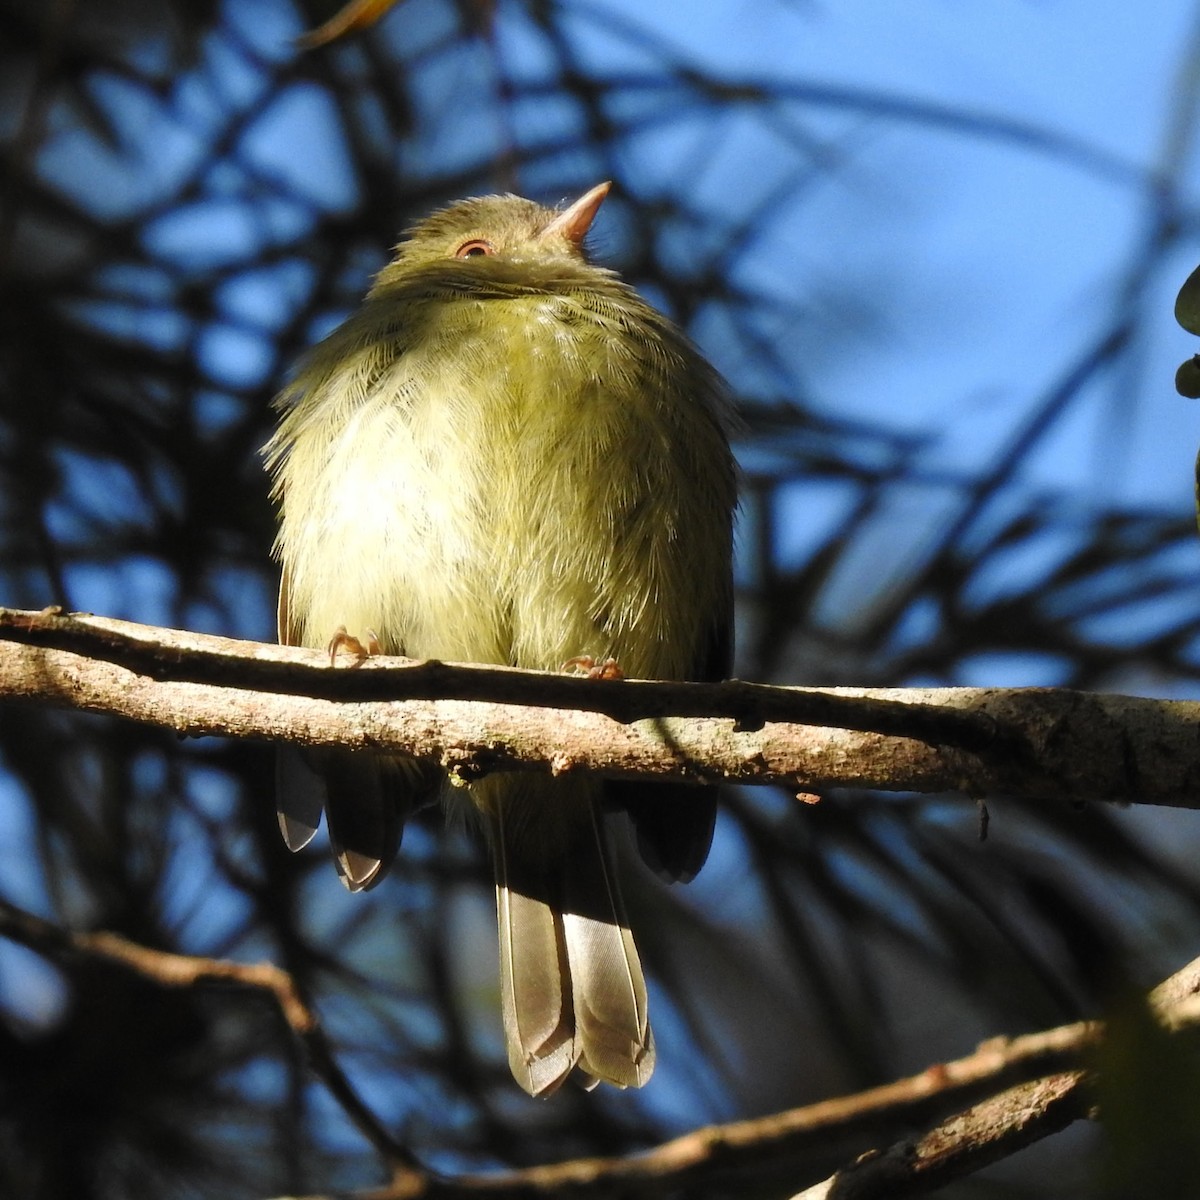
top-left (264, 183), bottom-right (736, 1095)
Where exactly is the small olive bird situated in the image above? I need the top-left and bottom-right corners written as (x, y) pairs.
top-left (264, 182), bottom-right (736, 1095)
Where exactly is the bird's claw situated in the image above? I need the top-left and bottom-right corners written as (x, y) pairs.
top-left (327, 625), bottom-right (381, 665)
top-left (562, 655), bottom-right (625, 680)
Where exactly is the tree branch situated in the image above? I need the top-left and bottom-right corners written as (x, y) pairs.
top-left (1, 607), bottom-right (1199, 807)
top-left (266, 956), bottom-right (1200, 1199)
top-left (788, 1072), bottom-right (1089, 1199)
top-left (0, 876), bottom-right (1147, 1198)
top-left (0, 899), bottom-right (425, 1186)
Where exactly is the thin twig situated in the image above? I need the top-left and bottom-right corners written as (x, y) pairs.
top-left (0, 899), bottom-right (426, 1185)
top-left (266, 956), bottom-right (1200, 1198)
top-left (6, 888), bottom-right (1200, 1198)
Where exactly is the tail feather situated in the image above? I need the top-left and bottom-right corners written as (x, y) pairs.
top-left (494, 810), bottom-right (579, 1095)
top-left (564, 912), bottom-right (655, 1086)
top-left (496, 882), bottom-right (579, 1096)
top-left (492, 787), bottom-right (654, 1095)
top-left (562, 801), bottom-right (654, 1088)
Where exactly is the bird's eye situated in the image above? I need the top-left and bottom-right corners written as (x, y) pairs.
top-left (455, 239), bottom-right (495, 259)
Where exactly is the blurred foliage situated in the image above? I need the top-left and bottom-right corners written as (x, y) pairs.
top-left (1174, 263), bottom-right (1200, 397)
top-left (1091, 991), bottom-right (1200, 1199)
top-left (3, 1), bottom-right (1200, 1197)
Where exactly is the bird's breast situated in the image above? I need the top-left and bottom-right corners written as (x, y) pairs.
top-left (276, 293), bottom-right (730, 675)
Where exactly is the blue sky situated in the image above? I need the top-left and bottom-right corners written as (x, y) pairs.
top-left (606, 0), bottom-right (1200, 509)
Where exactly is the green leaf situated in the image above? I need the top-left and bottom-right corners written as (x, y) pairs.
top-left (1175, 356), bottom-right (1200, 398)
top-left (1175, 264), bottom-right (1200, 334)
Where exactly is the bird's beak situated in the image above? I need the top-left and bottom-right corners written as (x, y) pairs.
top-left (540, 181), bottom-right (612, 249)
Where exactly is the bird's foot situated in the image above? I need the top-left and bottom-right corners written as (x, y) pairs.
top-left (327, 625), bottom-right (381, 665)
top-left (562, 655), bottom-right (625, 680)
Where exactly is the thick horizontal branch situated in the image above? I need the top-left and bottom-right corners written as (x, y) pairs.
top-left (2, 607), bottom-right (1200, 805)
top-left (0, 608), bottom-right (997, 743)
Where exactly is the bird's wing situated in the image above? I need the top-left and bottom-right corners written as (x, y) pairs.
top-left (275, 563), bottom-right (325, 852)
top-left (617, 604), bottom-right (731, 882)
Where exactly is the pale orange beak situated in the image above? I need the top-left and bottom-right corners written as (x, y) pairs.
top-left (539, 181), bottom-right (612, 249)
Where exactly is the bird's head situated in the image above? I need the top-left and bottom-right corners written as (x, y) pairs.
top-left (371, 182), bottom-right (612, 291)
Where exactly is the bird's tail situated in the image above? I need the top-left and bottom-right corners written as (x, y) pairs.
top-left (492, 786), bottom-right (654, 1096)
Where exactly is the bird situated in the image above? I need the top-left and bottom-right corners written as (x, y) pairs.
top-left (263, 181), bottom-right (736, 1095)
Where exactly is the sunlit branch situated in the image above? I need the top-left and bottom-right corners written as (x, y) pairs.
top-left (2, 607), bottom-right (1200, 807)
